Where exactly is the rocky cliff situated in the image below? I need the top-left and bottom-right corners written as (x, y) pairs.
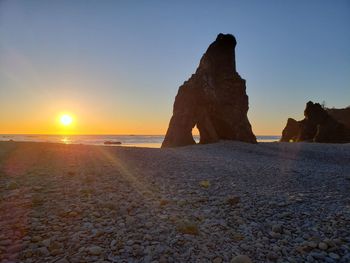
top-left (281, 101), bottom-right (350, 143)
top-left (162, 33), bottom-right (256, 148)
top-left (327, 107), bottom-right (350, 129)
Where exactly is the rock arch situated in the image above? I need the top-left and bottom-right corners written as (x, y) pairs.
top-left (162, 33), bottom-right (256, 148)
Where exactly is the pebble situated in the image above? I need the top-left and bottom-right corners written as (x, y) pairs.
top-left (110, 239), bottom-right (117, 247)
top-left (270, 231), bottom-right (281, 239)
top-left (23, 250), bottom-right (33, 258)
top-left (0, 141), bottom-right (349, 263)
top-left (318, 242), bottom-right (328, 250)
top-left (50, 248), bottom-right (63, 256)
top-left (37, 247), bottom-right (49, 257)
top-left (0, 240), bottom-right (12, 246)
top-left (49, 241), bottom-right (63, 251)
top-left (56, 258), bottom-right (70, 263)
top-left (213, 257), bottom-right (223, 263)
top-left (267, 251), bottom-right (279, 260)
top-left (328, 253), bottom-right (340, 260)
top-left (41, 239), bottom-right (51, 247)
top-left (31, 236), bottom-right (42, 243)
top-left (272, 224), bottom-right (282, 233)
top-left (227, 196), bottom-right (240, 206)
top-left (144, 234), bottom-right (152, 241)
top-left (68, 211), bottom-right (78, 217)
top-left (6, 181), bottom-right (19, 190)
top-left (88, 245), bottom-right (103, 255)
top-left (7, 244), bottom-right (23, 254)
top-left (308, 241), bottom-right (318, 248)
top-left (309, 252), bottom-right (325, 260)
top-left (231, 255), bottom-right (252, 263)
top-left (159, 254), bottom-right (167, 263)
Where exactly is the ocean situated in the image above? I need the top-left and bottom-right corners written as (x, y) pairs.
top-left (0, 134), bottom-right (281, 148)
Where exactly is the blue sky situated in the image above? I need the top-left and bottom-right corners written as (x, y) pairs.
top-left (0, 0), bottom-right (349, 134)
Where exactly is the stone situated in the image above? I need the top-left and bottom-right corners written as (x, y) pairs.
top-left (227, 196), bottom-right (240, 206)
top-left (213, 257), bottom-right (223, 263)
top-left (318, 242), bottom-right (328, 250)
top-left (328, 253), bottom-right (340, 260)
top-left (280, 101), bottom-right (350, 143)
top-left (310, 252), bottom-right (325, 260)
top-left (49, 241), bottom-right (63, 251)
top-left (68, 211), bottom-right (78, 217)
top-left (50, 248), bottom-right (63, 256)
top-left (270, 231), bottom-right (281, 239)
top-left (0, 239), bottom-right (12, 246)
top-left (176, 220), bottom-right (199, 235)
top-left (199, 180), bottom-right (210, 188)
top-left (162, 33), bottom-right (256, 147)
top-left (159, 255), bottom-right (167, 263)
top-left (267, 251), bottom-right (279, 260)
top-left (88, 245), bottom-right (103, 255)
top-left (110, 239), bottom-right (117, 248)
top-left (7, 244), bottom-right (23, 254)
top-left (31, 236), bottom-right (42, 243)
top-left (272, 224), bottom-right (282, 233)
top-left (327, 106), bottom-right (350, 128)
top-left (230, 255), bottom-right (252, 263)
top-left (56, 258), bottom-right (70, 263)
top-left (23, 249), bottom-right (33, 258)
top-left (281, 118), bottom-right (299, 142)
top-left (104, 141), bottom-right (122, 145)
top-left (308, 241), bottom-right (317, 248)
top-left (6, 181), bottom-right (19, 190)
top-left (145, 221), bottom-right (153, 228)
top-left (144, 234), bottom-right (152, 241)
top-left (41, 238), bottom-right (51, 248)
top-left (37, 247), bottom-right (50, 256)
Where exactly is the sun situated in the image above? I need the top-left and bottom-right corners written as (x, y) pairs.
top-left (60, 114), bottom-right (73, 126)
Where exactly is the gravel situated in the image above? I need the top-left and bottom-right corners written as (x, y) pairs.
top-left (0, 141), bottom-right (349, 262)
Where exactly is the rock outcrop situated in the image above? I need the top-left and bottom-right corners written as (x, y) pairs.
top-left (280, 101), bottom-right (350, 143)
top-left (281, 118), bottom-right (300, 142)
top-left (162, 33), bottom-right (256, 148)
top-left (327, 107), bottom-right (350, 129)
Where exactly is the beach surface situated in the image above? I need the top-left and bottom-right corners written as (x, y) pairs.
top-left (0, 141), bottom-right (349, 263)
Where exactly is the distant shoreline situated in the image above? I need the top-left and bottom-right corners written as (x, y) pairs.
top-left (0, 134), bottom-right (281, 148)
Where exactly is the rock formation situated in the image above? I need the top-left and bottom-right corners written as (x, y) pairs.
top-left (162, 33), bottom-right (256, 148)
top-left (327, 107), bottom-right (350, 129)
top-left (281, 118), bottom-right (300, 142)
top-left (280, 101), bottom-right (350, 143)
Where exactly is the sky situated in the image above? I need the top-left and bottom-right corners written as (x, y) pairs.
top-left (0, 0), bottom-right (349, 135)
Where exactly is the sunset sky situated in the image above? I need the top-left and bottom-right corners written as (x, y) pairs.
top-left (1, 1), bottom-right (349, 135)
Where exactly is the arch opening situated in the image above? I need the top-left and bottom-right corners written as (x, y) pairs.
top-left (192, 125), bottom-right (200, 144)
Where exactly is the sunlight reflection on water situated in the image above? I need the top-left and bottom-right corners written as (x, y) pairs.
top-left (1, 134), bottom-right (280, 148)
top-left (61, 137), bottom-right (71, 144)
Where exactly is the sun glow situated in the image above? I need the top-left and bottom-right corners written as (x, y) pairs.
top-left (60, 114), bottom-right (73, 126)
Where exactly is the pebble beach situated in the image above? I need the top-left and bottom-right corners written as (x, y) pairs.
top-left (0, 141), bottom-right (349, 263)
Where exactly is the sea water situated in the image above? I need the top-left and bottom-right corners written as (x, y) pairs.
top-left (0, 134), bottom-right (281, 148)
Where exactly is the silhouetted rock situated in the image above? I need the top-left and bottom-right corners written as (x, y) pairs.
top-left (280, 101), bottom-right (350, 143)
top-left (104, 141), bottom-right (122, 145)
top-left (281, 118), bottom-right (300, 142)
top-left (162, 33), bottom-right (256, 148)
top-left (327, 107), bottom-right (350, 129)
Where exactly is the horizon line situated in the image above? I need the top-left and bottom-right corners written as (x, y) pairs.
top-left (0, 133), bottom-right (281, 137)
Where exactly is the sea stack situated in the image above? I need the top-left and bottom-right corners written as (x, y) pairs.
top-left (281, 101), bottom-right (350, 143)
top-left (162, 33), bottom-right (256, 148)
